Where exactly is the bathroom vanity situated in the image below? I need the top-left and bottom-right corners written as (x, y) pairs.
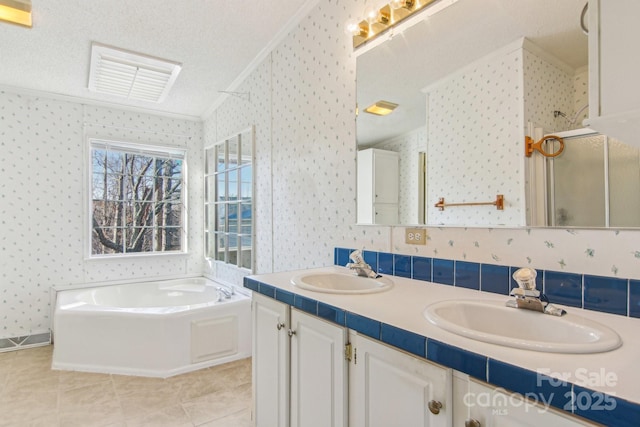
top-left (246, 266), bottom-right (640, 427)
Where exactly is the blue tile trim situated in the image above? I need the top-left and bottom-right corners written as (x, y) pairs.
top-left (630, 279), bottom-right (640, 318)
top-left (481, 264), bottom-right (510, 295)
top-left (454, 261), bottom-right (480, 290)
top-left (572, 386), bottom-right (640, 427)
top-left (259, 283), bottom-right (276, 299)
top-left (278, 248), bottom-right (640, 320)
top-left (335, 247), bottom-right (352, 267)
top-left (363, 250), bottom-right (378, 272)
top-left (244, 277), bottom-right (260, 292)
top-left (412, 256), bottom-right (432, 282)
top-left (377, 252), bottom-right (393, 275)
top-left (393, 254), bottom-right (412, 278)
top-left (584, 275), bottom-right (628, 316)
top-left (275, 289), bottom-right (295, 306)
top-left (380, 323), bottom-right (426, 358)
top-left (543, 270), bottom-right (582, 308)
top-left (317, 302), bottom-right (346, 326)
top-left (346, 312), bottom-right (381, 340)
top-left (433, 258), bottom-right (454, 285)
top-left (427, 339), bottom-right (486, 380)
top-left (293, 294), bottom-right (317, 314)
top-left (488, 359), bottom-right (572, 411)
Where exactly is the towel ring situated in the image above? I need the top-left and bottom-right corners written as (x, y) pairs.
top-left (525, 135), bottom-right (565, 158)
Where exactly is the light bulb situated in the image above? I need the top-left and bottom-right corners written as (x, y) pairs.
top-left (363, 5), bottom-right (378, 24)
top-left (344, 18), bottom-right (361, 36)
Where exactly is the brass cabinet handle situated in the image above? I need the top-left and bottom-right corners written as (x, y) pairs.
top-left (428, 400), bottom-right (443, 415)
top-left (465, 419), bottom-right (481, 427)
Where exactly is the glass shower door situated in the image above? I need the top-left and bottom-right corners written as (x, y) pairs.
top-left (546, 132), bottom-right (640, 228)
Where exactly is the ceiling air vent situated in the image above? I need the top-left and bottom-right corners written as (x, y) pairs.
top-left (88, 43), bottom-right (182, 103)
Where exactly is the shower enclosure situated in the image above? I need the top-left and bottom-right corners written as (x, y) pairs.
top-left (527, 128), bottom-right (640, 228)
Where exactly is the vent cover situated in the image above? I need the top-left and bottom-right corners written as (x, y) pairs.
top-left (88, 43), bottom-right (182, 103)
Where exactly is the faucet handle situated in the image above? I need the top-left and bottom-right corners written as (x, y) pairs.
top-left (349, 249), bottom-right (365, 264)
top-left (512, 267), bottom-right (537, 291)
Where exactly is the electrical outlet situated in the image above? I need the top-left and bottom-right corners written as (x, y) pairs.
top-left (405, 228), bottom-right (427, 245)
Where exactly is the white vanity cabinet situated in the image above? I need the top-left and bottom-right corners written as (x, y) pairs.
top-left (357, 148), bottom-right (399, 224)
top-left (349, 332), bottom-right (452, 427)
top-left (251, 294), bottom-right (348, 427)
top-left (253, 294), bottom-right (599, 427)
top-left (586, 0), bottom-right (640, 147)
top-left (456, 376), bottom-right (598, 427)
top-left (290, 308), bottom-right (348, 427)
top-left (252, 293), bottom-right (290, 427)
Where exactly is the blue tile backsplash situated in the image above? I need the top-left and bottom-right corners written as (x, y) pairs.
top-left (334, 247), bottom-right (635, 317)
top-left (544, 270), bottom-right (583, 308)
top-left (480, 264), bottom-right (510, 295)
top-left (454, 261), bottom-right (480, 290)
top-left (393, 254), bottom-right (412, 278)
top-left (411, 256), bottom-right (432, 282)
top-left (433, 258), bottom-right (455, 285)
top-left (630, 280), bottom-right (640, 318)
top-left (584, 275), bottom-right (629, 316)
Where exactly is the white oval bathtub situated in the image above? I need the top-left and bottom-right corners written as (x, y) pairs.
top-left (52, 277), bottom-right (251, 378)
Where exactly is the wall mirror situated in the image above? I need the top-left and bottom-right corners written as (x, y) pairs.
top-left (355, 0), bottom-right (640, 228)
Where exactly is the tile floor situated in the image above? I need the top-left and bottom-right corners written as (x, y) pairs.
top-left (0, 345), bottom-right (253, 427)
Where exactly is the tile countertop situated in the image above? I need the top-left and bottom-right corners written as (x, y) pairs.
top-left (246, 266), bottom-right (640, 407)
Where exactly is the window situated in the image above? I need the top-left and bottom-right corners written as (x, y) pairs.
top-left (89, 139), bottom-right (186, 256)
top-left (204, 127), bottom-right (254, 270)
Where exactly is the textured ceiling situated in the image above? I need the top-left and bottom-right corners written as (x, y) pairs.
top-left (0, 0), bottom-right (313, 119)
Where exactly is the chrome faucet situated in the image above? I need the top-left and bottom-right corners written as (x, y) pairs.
top-left (346, 250), bottom-right (381, 279)
top-left (506, 268), bottom-right (566, 316)
top-left (216, 285), bottom-right (233, 301)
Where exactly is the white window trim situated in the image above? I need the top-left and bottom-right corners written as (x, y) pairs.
top-left (86, 138), bottom-right (188, 259)
top-left (204, 126), bottom-right (255, 272)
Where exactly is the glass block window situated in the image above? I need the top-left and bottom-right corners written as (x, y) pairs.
top-left (90, 139), bottom-right (186, 256)
top-left (204, 127), bottom-right (254, 270)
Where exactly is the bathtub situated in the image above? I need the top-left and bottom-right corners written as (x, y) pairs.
top-left (51, 277), bottom-right (251, 378)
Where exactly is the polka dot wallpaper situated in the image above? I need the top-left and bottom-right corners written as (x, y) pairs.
top-left (426, 48), bottom-right (524, 226)
top-left (1, 91), bottom-right (203, 340)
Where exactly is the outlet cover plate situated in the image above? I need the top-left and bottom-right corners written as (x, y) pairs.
top-left (405, 228), bottom-right (427, 245)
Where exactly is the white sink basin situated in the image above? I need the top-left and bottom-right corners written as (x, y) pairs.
top-left (424, 300), bottom-right (622, 354)
top-left (291, 272), bottom-right (393, 294)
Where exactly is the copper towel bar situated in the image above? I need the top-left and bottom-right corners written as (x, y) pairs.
top-left (435, 194), bottom-right (504, 211)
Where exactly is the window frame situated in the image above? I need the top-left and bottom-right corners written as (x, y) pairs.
top-left (87, 138), bottom-right (188, 259)
top-left (204, 126), bottom-right (255, 271)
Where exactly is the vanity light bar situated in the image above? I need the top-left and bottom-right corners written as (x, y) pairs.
top-left (347, 0), bottom-right (437, 48)
top-left (347, 0), bottom-right (461, 48)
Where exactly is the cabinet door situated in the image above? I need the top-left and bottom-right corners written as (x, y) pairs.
top-left (350, 333), bottom-right (452, 427)
top-left (372, 150), bottom-right (399, 204)
top-left (373, 204), bottom-right (399, 225)
top-left (466, 379), bottom-right (597, 426)
top-left (252, 294), bottom-right (290, 427)
top-left (594, 0), bottom-right (640, 117)
top-left (290, 309), bottom-right (348, 427)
